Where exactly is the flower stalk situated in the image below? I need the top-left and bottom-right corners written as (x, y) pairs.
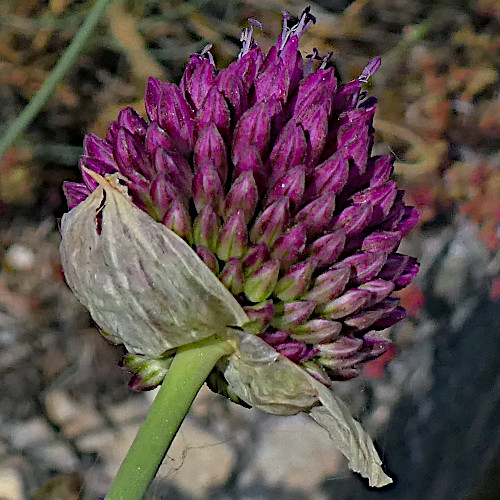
top-left (105, 336), bottom-right (233, 500)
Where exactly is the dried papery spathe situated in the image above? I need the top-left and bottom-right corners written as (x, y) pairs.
top-left (222, 332), bottom-right (393, 487)
top-left (60, 169), bottom-right (248, 357)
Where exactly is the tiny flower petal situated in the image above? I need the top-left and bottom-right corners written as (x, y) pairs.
top-left (192, 160), bottom-right (225, 215)
top-left (216, 210), bottom-right (249, 261)
top-left (219, 258), bottom-right (245, 295)
top-left (242, 300), bottom-right (275, 334)
top-left (303, 266), bottom-right (350, 304)
top-left (242, 243), bottom-right (270, 275)
top-left (192, 204), bottom-right (220, 252)
top-left (274, 260), bottom-right (316, 301)
top-left (271, 224), bottom-right (307, 269)
top-left (290, 319), bottom-right (342, 344)
top-left (250, 197), bottom-right (289, 246)
top-left (307, 230), bottom-right (346, 269)
top-left (317, 289), bottom-right (372, 319)
top-left (224, 171), bottom-right (259, 223)
top-left (271, 300), bottom-right (316, 329)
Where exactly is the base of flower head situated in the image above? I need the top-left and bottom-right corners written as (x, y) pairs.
top-left (64, 8), bottom-right (419, 393)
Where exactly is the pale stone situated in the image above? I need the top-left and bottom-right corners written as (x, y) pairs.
top-left (157, 420), bottom-right (235, 498)
top-left (44, 390), bottom-right (104, 437)
top-left (5, 417), bottom-right (52, 449)
top-left (105, 395), bottom-right (149, 425)
top-left (0, 468), bottom-right (23, 500)
top-left (248, 413), bottom-right (341, 490)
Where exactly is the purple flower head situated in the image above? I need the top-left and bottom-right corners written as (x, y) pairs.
top-left (64, 9), bottom-right (419, 389)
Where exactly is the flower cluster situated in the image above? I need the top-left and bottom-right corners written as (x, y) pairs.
top-left (64, 10), bottom-right (418, 389)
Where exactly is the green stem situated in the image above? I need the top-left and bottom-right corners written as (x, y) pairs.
top-left (0, 0), bottom-right (116, 160)
top-left (105, 336), bottom-right (233, 500)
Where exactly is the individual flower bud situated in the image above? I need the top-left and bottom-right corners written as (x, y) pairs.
top-left (274, 260), bottom-right (315, 301)
top-left (317, 289), bottom-right (372, 320)
top-left (242, 243), bottom-right (270, 275)
top-left (224, 171), bottom-right (259, 223)
top-left (195, 245), bottom-right (219, 274)
top-left (193, 123), bottom-right (228, 184)
top-left (192, 160), bottom-right (225, 215)
top-left (271, 224), bottom-right (307, 269)
top-left (192, 204), bottom-right (220, 252)
top-left (306, 147), bottom-right (349, 200)
top-left (118, 107), bottom-right (148, 137)
top-left (232, 101), bottom-right (272, 165)
top-left (316, 336), bottom-right (363, 359)
top-left (242, 300), bottom-right (275, 334)
top-left (265, 164), bottom-right (306, 211)
top-left (83, 133), bottom-right (116, 167)
top-left (216, 211), bottom-right (248, 261)
top-left (344, 298), bottom-right (399, 331)
top-left (266, 121), bottom-right (307, 184)
top-left (290, 319), bottom-right (342, 344)
top-left (196, 88), bottom-right (231, 141)
top-left (244, 259), bottom-right (280, 303)
top-left (307, 230), bottom-right (346, 269)
top-left (162, 199), bottom-right (193, 244)
top-left (250, 197), bottom-right (290, 246)
top-left (219, 258), bottom-right (245, 295)
top-left (271, 300), bottom-right (316, 329)
top-left (303, 266), bottom-right (350, 304)
top-left (157, 81), bottom-right (195, 156)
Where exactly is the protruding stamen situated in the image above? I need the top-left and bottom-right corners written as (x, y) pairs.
top-left (304, 48), bottom-right (319, 75)
top-left (294, 7), bottom-right (316, 38)
top-left (319, 51), bottom-right (333, 70)
top-left (279, 8), bottom-right (316, 51)
top-left (200, 44), bottom-right (215, 66)
top-left (358, 57), bottom-right (382, 84)
top-left (239, 19), bottom-right (262, 59)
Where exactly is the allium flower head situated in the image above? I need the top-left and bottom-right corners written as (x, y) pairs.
top-left (64, 9), bottom-right (418, 386)
top-left (61, 9), bottom-right (419, 487)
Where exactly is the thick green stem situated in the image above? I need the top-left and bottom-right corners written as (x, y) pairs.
top-left (105, 336), bottom-right (233, 500)
top-left (0, 0), bottom-right (116, 160)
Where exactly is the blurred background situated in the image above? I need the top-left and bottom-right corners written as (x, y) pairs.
top-left (0, 0), bottom-right (499, 498)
